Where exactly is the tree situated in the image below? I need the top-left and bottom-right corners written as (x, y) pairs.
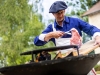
top-left (65, 0), bottom-right (99, 54)
top-left (64, 0), bottom-right (99, 41)
top-left (0, 0), bottom-right (44, 66)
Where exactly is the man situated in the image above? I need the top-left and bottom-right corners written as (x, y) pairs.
top-left (34, 1), bottom-right (100, 49)
top-left (34, 1), bottom-right (100, 74)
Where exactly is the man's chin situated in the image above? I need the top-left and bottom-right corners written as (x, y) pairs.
top-left (57, 20), bottom-right (63, 22)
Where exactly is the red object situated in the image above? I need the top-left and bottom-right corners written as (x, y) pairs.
top-left (70, 28), bottom-right (82, 47)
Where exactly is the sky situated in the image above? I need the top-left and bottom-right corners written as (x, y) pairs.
top-left (28, 0), bottom-right (63, 19)
top-left (42, 0), bottom-right (63, 24)
top-left (41, 0), bottom-right (73, 22)
top-left (28, 0), bottom-right (58, 24)
top-left (28, 0), bottom-right (75, 25)
top-left (41, 0), bottom-right (74, 25)
top-left (42, 0), bottom-right (64, 19)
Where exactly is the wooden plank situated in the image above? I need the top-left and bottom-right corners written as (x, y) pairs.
top-left (73, 40), bottom-right (99, 56)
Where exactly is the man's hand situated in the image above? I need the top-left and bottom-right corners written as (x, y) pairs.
top-left (44, 31), bottom-right (64, 41)
top-left (95, 35), bottom-right (100, 46)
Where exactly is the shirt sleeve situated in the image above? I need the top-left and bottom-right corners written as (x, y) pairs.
top-left (39, 34), bottom-right (47, 41)
top-left (34, 24), bottom-right (53, 46)
top-left (78, 19), bottom-right (100, 36)
top-left (34, 36), bottom-right (47, 46)
top-left (92, 32), bottom-right (100, 40)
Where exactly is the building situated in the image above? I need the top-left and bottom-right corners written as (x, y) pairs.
top-left (82, 1), bottom-right (100, 64)
top-left (82, 1), bottom-right (100, 29)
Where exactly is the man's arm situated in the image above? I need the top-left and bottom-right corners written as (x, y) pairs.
top-left (44, 31), bottom-right (64, 41)
top-left (78, 18), bottom-right (100, 45)
top-left (34, 24), bottom-right (65, 46)
top-left (34, 24), bottom-right (53, 46)
top-left (93, 35), bottom-right (100, 45)
top-left (34, 36), bottom-right (47, 46)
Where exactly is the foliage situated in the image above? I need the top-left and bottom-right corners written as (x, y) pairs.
top-left (95, 64), bottom-right (100, 71)
top-left (0, 0), bottom-right (99, 67)
top-left (0, 0), bottom-right (44, 66)
top-left (65, 0), bottom-right (99, 17)
top-left (65, 0), bottom-right (99, 44)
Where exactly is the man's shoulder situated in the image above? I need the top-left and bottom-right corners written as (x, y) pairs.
top-left (66, 16), bottom-right (79, 20)
top-left (45, 24), bottom-right (53, 29)
top-left (46, 24), bottom-right (52, 27)
top-left (65, 16), bottom-right (80, 23)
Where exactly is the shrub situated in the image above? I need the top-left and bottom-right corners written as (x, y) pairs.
top-left (94, 65), bottom-right (100, 71)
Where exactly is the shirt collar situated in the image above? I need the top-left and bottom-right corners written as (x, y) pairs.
top-left (54, 16), bottom-right (69, 28)
top-left (64, 16), bottom-right (69, 23)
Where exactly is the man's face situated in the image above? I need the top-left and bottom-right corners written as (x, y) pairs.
top-left (53, 10), bottom-right (65, 22)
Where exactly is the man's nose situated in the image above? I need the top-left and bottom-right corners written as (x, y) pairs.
top-left (58, 13), bottom-right (63, 17)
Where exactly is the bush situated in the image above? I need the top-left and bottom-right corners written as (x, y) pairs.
top-left (94, 65), bottom-right (100, 71)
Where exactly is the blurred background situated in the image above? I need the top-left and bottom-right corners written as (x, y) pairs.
top-left (0, 0), bottom-right (100, 72)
